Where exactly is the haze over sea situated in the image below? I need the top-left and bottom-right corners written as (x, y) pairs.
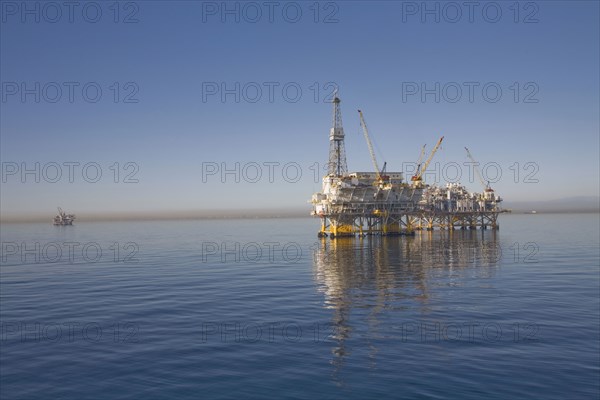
top-left (1, 213), bottom-right (598, 399)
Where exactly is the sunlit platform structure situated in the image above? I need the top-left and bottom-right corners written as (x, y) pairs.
top-left (310, 96), bottom-right (506, 238)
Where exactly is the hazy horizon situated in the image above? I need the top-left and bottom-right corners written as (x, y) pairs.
top-left (2, 195), bottom-right (598, 223)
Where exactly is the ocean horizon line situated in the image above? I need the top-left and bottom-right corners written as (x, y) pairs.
top-left (2, 209), bottom-right (599, 224)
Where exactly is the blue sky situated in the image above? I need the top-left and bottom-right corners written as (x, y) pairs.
top-left (1, 1), bottom-right (599, 217)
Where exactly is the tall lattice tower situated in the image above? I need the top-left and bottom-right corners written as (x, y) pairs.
top-left (327, 95), bottom-right (348, 176)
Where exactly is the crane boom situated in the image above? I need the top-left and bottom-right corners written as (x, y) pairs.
top-left (412, 136), bottom-right (444, 182)
top-left (464, 147), bottom-right (486, 189)
top-left (465, 147), bottom-right (492, 191)
top-left (358, 110), bottom-right (382, 181)
top-left (415, 144), bottom-right (426, 175)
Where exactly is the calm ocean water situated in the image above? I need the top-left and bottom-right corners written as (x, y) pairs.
top-left (1, 213), bottom-right (599, 399)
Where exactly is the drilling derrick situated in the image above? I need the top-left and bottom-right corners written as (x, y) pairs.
top-left (327, 96), bottom-right (348, 177)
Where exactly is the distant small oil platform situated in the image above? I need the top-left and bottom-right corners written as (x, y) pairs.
top-left (310, 95), bottom-right (506, 238)
top-left (53, 207), bottom-right (75, 225)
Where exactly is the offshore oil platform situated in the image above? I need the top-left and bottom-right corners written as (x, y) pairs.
top-left (310, 95), bottom-right (505, 238)
top-left (53, 207), bottom-right (75, 225)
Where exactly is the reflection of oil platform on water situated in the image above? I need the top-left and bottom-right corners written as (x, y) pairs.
top-left (312, 232), bottom-right (500, 379)
top-left (310, 94), bottom-right (507, 238)
top-left (53, 207), bottom-right (75, 225)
